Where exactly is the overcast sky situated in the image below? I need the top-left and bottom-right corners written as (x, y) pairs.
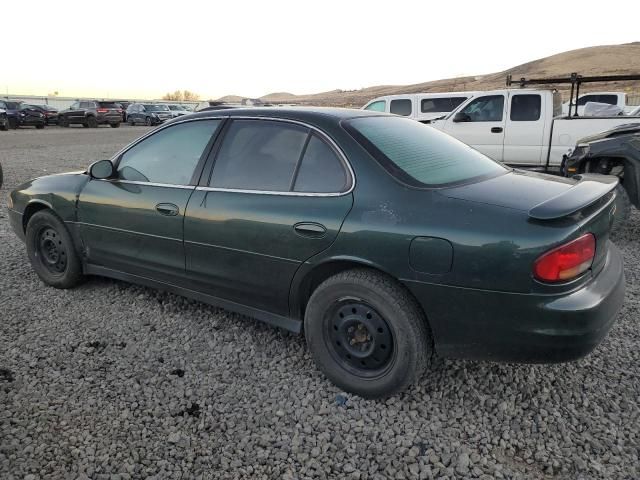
top-left (3, 0), bottom-right (638, 100)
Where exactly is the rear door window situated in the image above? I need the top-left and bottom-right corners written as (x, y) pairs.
top-left (293, 134), bottom-right (349, 193)
top-left (210, 120), bottom-right (308, 191)
top-left (390, 99), bottom-right (412, 116)
top-left (510, 94), bottom-right (542, 121)
top-left (345, 116), bottom-right (506, 187)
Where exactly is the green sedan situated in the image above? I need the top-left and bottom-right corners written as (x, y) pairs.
top-left (7, 108), bottom-right (625, 398)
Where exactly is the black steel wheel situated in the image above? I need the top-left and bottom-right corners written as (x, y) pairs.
top-left (26, 210), bottom-right (83, 289)
top-left (325, 300), bottom-right (394, 378)
top-left (305, 269), bottom-right (433, 399)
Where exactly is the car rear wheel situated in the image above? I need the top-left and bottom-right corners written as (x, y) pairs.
top-left (59, 116), bottom-right (68, 127)
top-left (26, 210), bottom-right (84, 289)
top-left (145, 117), bottom-right (152, 126)
top-left (304, 269), bottom-right (433, 399)
top-left (86, 116), bottom-right (98, 128)
top-left (8, 117), bottom-right (18, 129)
top-left (0, 115), bottom-right (8, 131)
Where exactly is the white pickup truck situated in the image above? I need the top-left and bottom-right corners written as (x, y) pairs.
top-left (430, 88), bottom-right (640, 168)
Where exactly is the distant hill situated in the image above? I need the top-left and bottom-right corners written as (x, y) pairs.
top-left (217, 43), bottom-right (640, 108)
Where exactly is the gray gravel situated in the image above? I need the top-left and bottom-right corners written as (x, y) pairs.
top-left (1, 126), bottom-right (639, 479)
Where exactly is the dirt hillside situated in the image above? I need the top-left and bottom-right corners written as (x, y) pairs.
top-left (218, 43), bottom-right (640, 107)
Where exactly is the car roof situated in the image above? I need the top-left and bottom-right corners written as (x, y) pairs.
top-left (183, 106), bottom-right (389, 123)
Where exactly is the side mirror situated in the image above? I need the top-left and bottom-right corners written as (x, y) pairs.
top-left (89, 160), bottom-right (115, 179)
top-left (453, 112), bottom-right (471, 123)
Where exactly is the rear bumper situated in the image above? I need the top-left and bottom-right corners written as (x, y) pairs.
top-left (97, 114), bottom-right (121, 124)
top-left (405, 241), bottom-right (625, 363)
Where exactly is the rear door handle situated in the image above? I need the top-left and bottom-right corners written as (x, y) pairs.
top-left (294, 222), bottom-right (327, 238)
top-left (156, 203), bottom-right (179, 216)
top-left (491, 127), bottom-right (503, 133)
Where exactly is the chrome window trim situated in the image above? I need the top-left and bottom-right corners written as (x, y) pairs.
top-left (108, 115), bottom-right (356, 197)
top-left (95, 179), bottom-right (194, 190)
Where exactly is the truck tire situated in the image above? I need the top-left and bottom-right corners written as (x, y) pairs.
top-left (611, 184), bottom-right (631, 237)
top-left (304, 268), bottom-right (433, 399)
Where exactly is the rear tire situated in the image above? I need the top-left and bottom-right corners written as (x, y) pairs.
top-left (0, 115), bottom-right (8, 131)
top-left (304, 269), bottom-right (433, 399)
top-left (59, 116), bottom-right (69, 127)
top-left (86, 116), bottom-right (98, 128)
top-left (611, 183), bottom-right (631, 237)
top-left (8, 117), bottom-right (18, 129)
top-left (26, 210), bottom-right (84, 289)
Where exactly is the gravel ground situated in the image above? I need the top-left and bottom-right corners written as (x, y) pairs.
top-left (1, 126), bottom-right (639, 480)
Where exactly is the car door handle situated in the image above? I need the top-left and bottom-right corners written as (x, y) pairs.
top-left (294, 222), bottom-right (327, 238)
top-left (491, 127), bottom-right (503, 133)
top-left (156, 203), bottom-right (179, 216)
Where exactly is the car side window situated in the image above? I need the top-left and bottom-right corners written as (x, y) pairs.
top-left (70, 102), bottom-right (79, 109)
top-left (460, 95), bottom-right (504, 122)
top-left (210, 120), bottom-right (308, 191)
top-left (364, 100), bottom-right (386, 112)
top-left (510, 94), bottom-right (541, 121)
top-left (293, 134), bottom-right (348, 193)
top-left (390, 99), bottom-right (412, 116)
top-left (117, 120), bottom-right (221, 185)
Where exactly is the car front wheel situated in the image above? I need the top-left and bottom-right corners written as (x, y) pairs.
top-left (304, 269), bottom-right (433, 399)
top-left (145, 117), bottom-right (152, 126)
top-left (26, 210), bottom-right (84, 289)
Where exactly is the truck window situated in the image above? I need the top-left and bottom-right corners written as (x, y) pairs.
top-left (364, 100), bottom-right (386, 112)
top-left (577, 94), bottom-right (618, 106)
top-left (459, 95), bottom-right (504, 122)
top-left (510, 94), bottom-right (541, 121)
top-left (390, 99), bottom-right (412, 116)
top-left (421, 97), bottom-right (467, 113)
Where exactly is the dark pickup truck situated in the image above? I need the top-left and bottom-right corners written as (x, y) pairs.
top-left (58, 101), bottom-right (122, 128)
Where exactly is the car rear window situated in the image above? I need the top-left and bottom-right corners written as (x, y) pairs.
top-left (345, 116), bottom-right (506, 187)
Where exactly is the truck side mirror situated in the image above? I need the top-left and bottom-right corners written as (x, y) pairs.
top-left (453, 112), bottom-right (471, 123)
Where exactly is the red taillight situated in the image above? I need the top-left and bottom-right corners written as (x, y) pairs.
top-left (533, 233), bottom-right (596, 283)
top-left (96, 108), bottom-right (108, 113)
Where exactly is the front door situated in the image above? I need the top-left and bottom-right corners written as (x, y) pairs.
top-left (184, 119), bottom-right (354, 316)
top-left (77, 118), bottom-right (222, 282)
top-left (443, 94), bottom-right (506, 161)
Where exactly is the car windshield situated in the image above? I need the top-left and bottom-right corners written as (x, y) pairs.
top-left (144, 105), bottom-right (170, 112)
top-left (345, 116), bottom-right (507, 187)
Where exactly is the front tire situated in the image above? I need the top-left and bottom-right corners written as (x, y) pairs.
top-left (145, 117), bottom-right (152, 126)
top-left (304, 269), bottom-right (433, 399)
top-left (26, 210), bottom-right (84, 289)
top-left (59, 116), bottom-right (69, 127)
top-left (8, 117), bottom-right (18, 129)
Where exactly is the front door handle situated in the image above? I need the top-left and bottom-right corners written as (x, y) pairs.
top-left (491, 127), bottom-right (503, 133)
top-left (156, 203), bottom-right (179, 216)
top-left (294, 222), bottom-right (327, 238)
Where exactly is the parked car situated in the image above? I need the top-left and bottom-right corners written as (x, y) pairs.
top-left (0, 107), bottom-right (9, 131)
top-left (564, 123), bottom-right (640, 230)
top-left (58, 100), bottom-right (122, 128)
top-left (561, 92), bottom-right (639, 116)
top-left (29, 105), bottom-right (59, 125)
top-left (7, 108), bottom-right (624, 398)
top-left (167, 104), bottom-right (190, 118)
top-left (0, 100), bottom-right (23, 129)
top-left (16, 105), bottom-right (46, 129)
top-left (362, 91), bottom-right (479, 123)
top-left (126, 103), bottom-right (173, 125)
top-left (430, 88), bottom-right (640, 168)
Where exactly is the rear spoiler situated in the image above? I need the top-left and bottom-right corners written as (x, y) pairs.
top-left (529, 174), bottom-right (618, 220)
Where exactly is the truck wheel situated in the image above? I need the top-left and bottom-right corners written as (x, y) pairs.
top-left (26, 210), bottom-right (84, 289)
top-left (304, 269), bottom-right (433, 399)
top-left (611, 184), bottom-right (631, 237)
top-left (87, 116), bottom-right (98, 128)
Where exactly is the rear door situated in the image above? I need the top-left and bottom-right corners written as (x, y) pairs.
top-left (184, 118), bottom-right (353, 316)
top-left (503, 92), bottom-right (546, 166)
top-left (389, 98), bottom-right (414, 119)
top-left (442, 94), bottom-right (506, 161)
top-left (77, 119), bottom-right (222, 282)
